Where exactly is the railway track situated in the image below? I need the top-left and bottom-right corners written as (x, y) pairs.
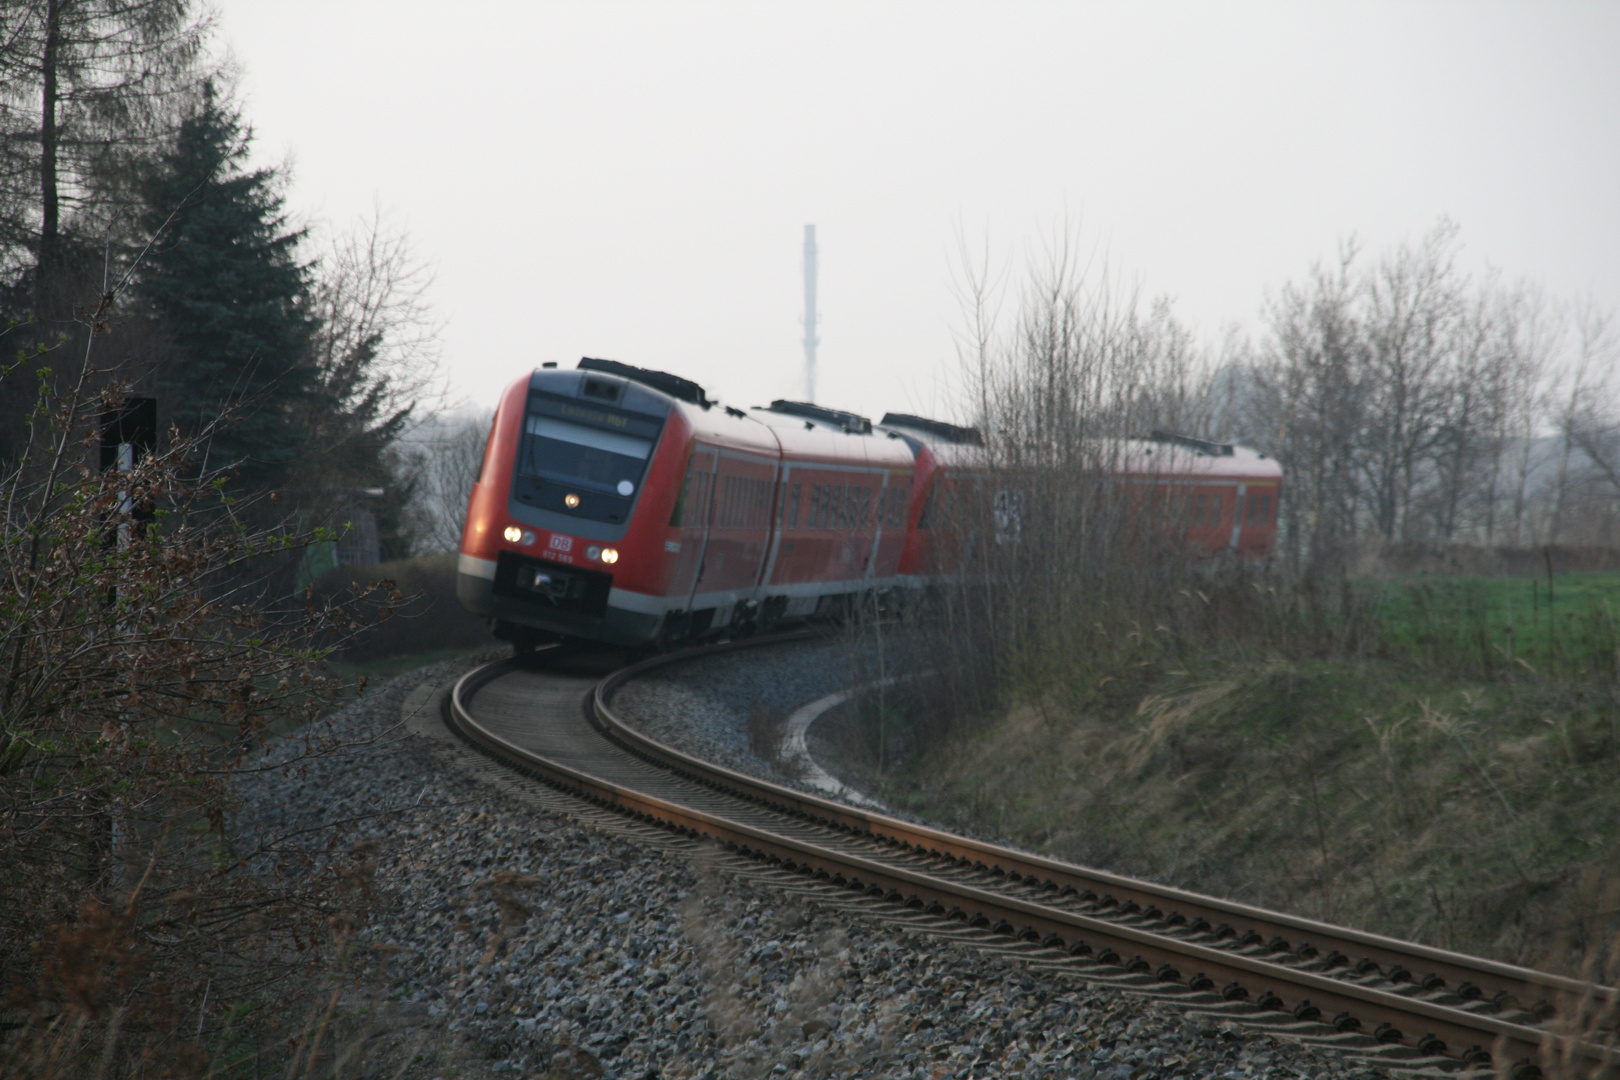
top-left (442, 635), bottom-right (1618, 1079)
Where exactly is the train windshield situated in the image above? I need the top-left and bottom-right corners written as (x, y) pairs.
top-left (512, 393), bottom-right (665, 524)
top-left (519, 415), bottom-right (652, 492)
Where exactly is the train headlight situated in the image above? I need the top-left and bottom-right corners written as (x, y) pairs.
top-left (601, 547), bottom-right (620, 565)
top-left (503, 525), bottom-right (522, 543)
top-left (564, 493), bottom-right (581, 508)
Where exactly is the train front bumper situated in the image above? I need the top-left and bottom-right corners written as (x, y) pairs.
top-left (457, 552), bottom-right (661, 646)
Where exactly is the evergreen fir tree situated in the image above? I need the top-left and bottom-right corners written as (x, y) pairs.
top-left (138, 88), bottom-right (317, 492)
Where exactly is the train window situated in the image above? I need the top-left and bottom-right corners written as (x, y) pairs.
top-left (788, 482), bottom-right (801, 529)
top-left (669, 470), bottom-right (691, 526)
top-left (1192, 493), bottom-right (1207, 527)
top-left (1208, 494), bottom-right (1222, 527)
top-left (1246, 493), bottom-right (1270, 527)
top-left (520, 415), bottom-right (653, 487)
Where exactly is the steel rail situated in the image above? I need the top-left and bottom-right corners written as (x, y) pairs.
top-left (445, 636), bottom-right (1618, 1076)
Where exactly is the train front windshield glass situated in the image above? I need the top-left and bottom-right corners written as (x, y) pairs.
top-left (519, 415), bottom-right (653, 493)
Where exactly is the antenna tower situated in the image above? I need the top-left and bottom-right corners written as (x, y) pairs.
top-left (802, 224), bottom-right (819, 402)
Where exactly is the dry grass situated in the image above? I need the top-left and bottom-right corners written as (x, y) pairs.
top-left (881, 655), bottom-right (1620, 980)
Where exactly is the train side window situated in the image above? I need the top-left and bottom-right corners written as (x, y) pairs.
top-left (788, 482), bottom-right (801, 529)
top-left (1192, 493), bottom-right (1207, 527)
top-left (1209, 494), bottom-right (1222, 527)
top-left (669, 472), bottom-right (691, 526)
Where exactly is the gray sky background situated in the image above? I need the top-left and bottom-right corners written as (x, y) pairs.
top-left (216, 1), bottom-right (1620, 426)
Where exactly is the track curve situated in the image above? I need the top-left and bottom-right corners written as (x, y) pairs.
top-left (443, 636), bottom-right (1618, 1079)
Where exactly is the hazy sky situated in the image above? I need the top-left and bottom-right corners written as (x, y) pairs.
top-left (216, 2), bottom-right (1620, 425)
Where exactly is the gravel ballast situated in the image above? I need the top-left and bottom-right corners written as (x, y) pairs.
top-left (232, 653), bottom-right (1394, 1080)
top-left (610, 637), bottom-right (883, 800)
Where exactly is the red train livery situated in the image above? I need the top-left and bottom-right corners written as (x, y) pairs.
top-left (456, 359), bottom-right (1282, 647)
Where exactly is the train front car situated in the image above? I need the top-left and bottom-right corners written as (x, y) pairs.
top-left (457, 359), bottom-right (706, 648)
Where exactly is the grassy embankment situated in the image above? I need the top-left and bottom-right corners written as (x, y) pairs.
top-left (858, 571), bottom-right (1620, 980)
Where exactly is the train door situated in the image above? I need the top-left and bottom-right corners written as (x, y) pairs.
top-left (700, 453), bottom-right (777, 610)
top-left (665, 447), bottom-right (717, 621)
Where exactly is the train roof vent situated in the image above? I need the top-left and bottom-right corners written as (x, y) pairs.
top-left (766, 400), bottom-right (872, 434)
top-left (879, 413), bottom-right (983, 446)
top-left (1146, 430), bottom-right (1234, 457)
top-left (577, 357), bottom-right (712, 407)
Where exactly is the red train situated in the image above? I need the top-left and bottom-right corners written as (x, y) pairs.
top-left (456, 359), bottom-right (1282, 648)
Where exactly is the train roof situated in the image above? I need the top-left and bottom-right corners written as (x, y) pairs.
top-left (526, 362), bottom-right (1272, 480)
top-left (878, 413), bottom-right (983, 446)
top-left (1116, 435), bottom-right (1281, 480)
top-left (524, 361), bottom-right (912, 470)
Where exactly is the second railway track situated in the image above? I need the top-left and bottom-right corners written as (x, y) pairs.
top-left (443, 634), bottom-right (1618, 1079)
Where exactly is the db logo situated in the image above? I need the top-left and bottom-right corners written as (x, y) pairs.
top-left (549, 534), bottom-right (573, 553)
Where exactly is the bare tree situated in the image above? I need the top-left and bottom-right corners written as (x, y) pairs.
top-left (1252, 241), bottom-right (1368, 573)
top-left (397, 410), bottom-right (492, 553)
top-left (307, 203), bottom-right (444, 430)
top-left (1561, 302), bottom-right (1620, 507)
top-left (1358, 219), bottom-right (1465, 541)
top-left (0, 0), bottom-right (213, 301)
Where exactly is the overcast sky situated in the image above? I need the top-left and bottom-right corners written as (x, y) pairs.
top-left (215, 1), bottom-right (1620, 425)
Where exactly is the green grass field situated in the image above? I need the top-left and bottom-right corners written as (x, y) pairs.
top-left (1369, 571), bottom-right (1620, 678)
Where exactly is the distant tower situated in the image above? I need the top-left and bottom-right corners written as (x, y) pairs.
top-left (802, 224), bottom-right (819, 403)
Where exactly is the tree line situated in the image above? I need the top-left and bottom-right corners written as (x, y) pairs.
top-left (1, 0), bottom-right (438, 559)
top-left (1233, 219), bottom-right (1620, 574)
top-left (0, 6), bottom-right (443, 1073)
top-left (954, 220), bottom-right (1620, 579)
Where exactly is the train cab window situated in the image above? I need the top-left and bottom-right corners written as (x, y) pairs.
top-left (513, 393), bottom-right (664, 523)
